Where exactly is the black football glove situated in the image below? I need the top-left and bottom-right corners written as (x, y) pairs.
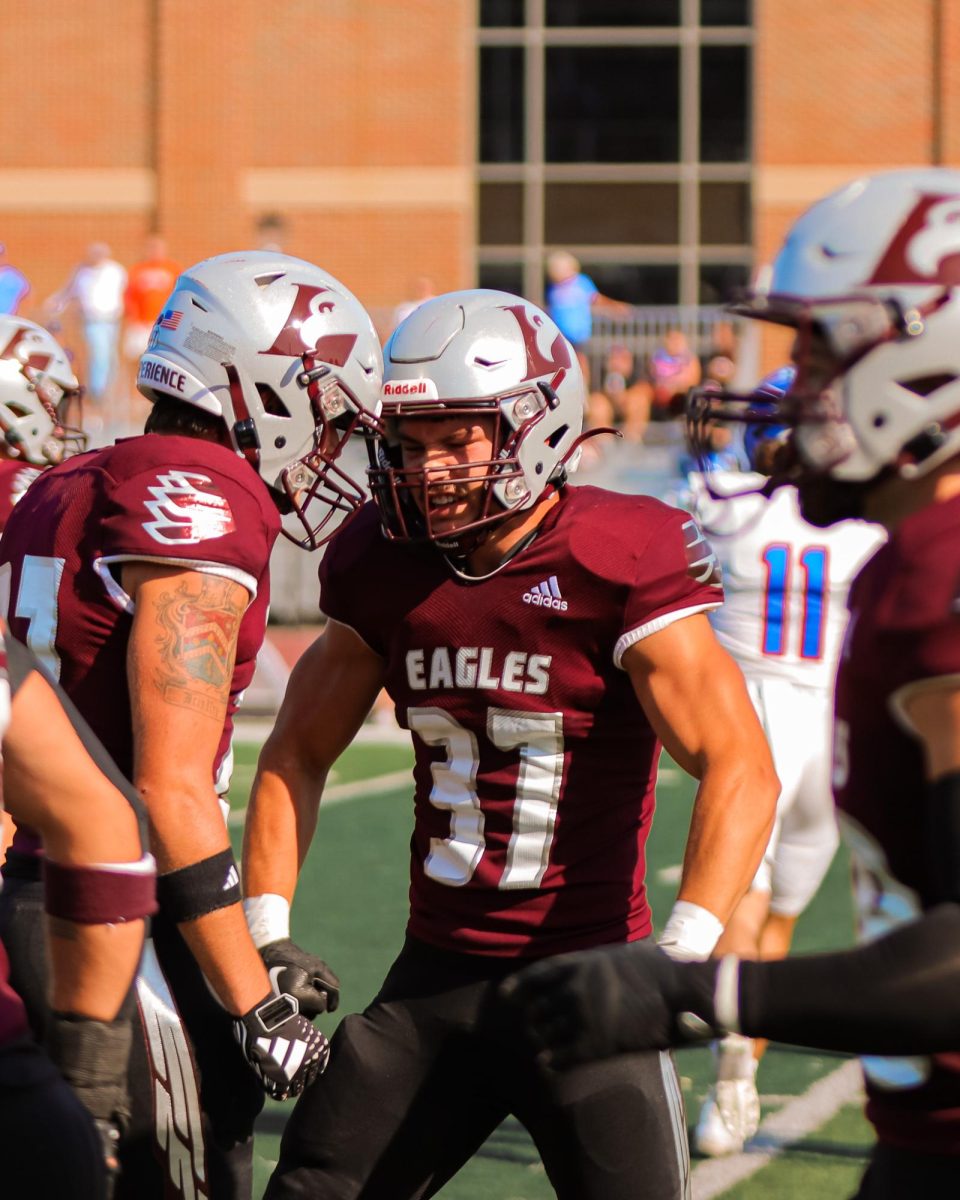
top-left (499, 941), bottom-right (722, 1069)
top-left (46, 1012), bottom-right (132, 1190)
top-left (234, 992), bottom-right (330, 1100)
top-left (259, 938), bottom-right (340, 1016)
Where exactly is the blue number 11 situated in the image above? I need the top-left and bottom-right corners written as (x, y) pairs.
top-left (761, 544), bottom-right (828, 660)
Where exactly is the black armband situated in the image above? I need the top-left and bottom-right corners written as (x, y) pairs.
top-left (924, 771), bottom-right (960, 905)
top-left (156, 848), bottom-right (240, 924)
top-left (737, 904), bottom-right (960, 1054)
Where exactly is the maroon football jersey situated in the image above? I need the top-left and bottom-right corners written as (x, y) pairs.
top-left (835, 492), bottom-right (960, 1154)
top-left (319, 486), bottom-right (723, 957)
top-left (0, 459), bottom-right (43, 530)
top-left (0, 434), bottom-right (280, 857)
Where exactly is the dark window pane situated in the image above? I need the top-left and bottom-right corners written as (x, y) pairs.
top-left (699, 262), bottom-right (750, 304)
top-left (479, 183), bottom-right (524, 245)
top-left (481, 0), bottom-right (525, 25)
top-left (546, 0), bottom-right (679, 25)
top-left (480, 47), bottom-right (524, 163)
top-left (700, 182), bottom-right (750, 244)
top-left (700, 46), bottom-right (750, 162)
top-left (546, 48), bottom-right (679, 163)
top-left (478, 262), bottom-right (525, 297)
top-left (545, 183), bottom-right (678, 245)
top-left (574, 261), bottom-right (679, 305)
top-left (700, 0), bottom-right (751, 25)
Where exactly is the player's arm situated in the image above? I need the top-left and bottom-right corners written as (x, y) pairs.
top-left (624, 613), bottom-right (779, 959)
top-left (124, 562), bottom-right (328, 1098)
top-left (3, 653), bottom-right (155, 1152)
top-left (241, 618), bottom-right (386, 1010)
top-left (500, 905), bottom-right (960, 1067)
top-left (123, 561), bottom-right (270, 1013)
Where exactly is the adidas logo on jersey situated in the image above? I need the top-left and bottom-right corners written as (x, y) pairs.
top-left (523, 576), bottom-right (568, 611)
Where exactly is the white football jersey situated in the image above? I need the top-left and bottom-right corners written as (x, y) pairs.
top-left (687, 472), bottom-right (885, 689)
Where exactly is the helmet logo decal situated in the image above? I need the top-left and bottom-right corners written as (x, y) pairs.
top-left (142, 470), bottom-right (237, 545)
top-left (867, 193), bottom-right (960, 285)
top-left (263, 283), bottom-right (339, 357)
top-left (0, 327), bottom-right (52, 375)
top-left (503, 304), bottom-right (572, 381)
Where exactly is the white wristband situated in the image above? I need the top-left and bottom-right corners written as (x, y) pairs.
top-left (713, 954), bottom-right (742, 1033)
top-left (658, 900), bottom-right (724, 962)
top-left (242, 894), bottom-right (290, 949)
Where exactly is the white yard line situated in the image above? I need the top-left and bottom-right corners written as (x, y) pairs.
top-left (227, 767), bottom-right (413, 828)
top-left (691, 1058), bottom-right (865, 1199)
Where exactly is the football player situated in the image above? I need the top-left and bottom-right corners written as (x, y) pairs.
top-left (0, 251), bottom-right (383, 1199)
top-left (242, 289), bottom-right (779, 1200)
top-left (681, 367), bottom-right (883, 1155)
top-left (0, 316), bottom-right (87, 867)
top-left (0, 629), bottom-right (154, 1198)
top-left (502, 167), bottom-right (960, 1197)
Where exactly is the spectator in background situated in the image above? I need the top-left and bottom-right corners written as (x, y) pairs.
top-left (46, 242), bottom-right (126, 404)
top-left (0, 245), bottom-right (29, 316)
top-left (589, 342), bottom-right (652, 444)
top-left (123, 234), bottom-right (181, 364)
top-left (392, 275), bottom-right (436, 330)
top-left (545, 251), bottom-right (631, 387)
top-left (648, 328), bottom-right (702, 420)
top-left (256, 212), bottom-right (289, 252)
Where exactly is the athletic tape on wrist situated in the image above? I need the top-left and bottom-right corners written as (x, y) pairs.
top-left (43, 853), bottom-right (157, 924)
top-left (243, 893), bottom-right (291, 949)
top-left (658, 899), bottom-right (724, 962)
top-left (156, 848), bottom-right (241, 924)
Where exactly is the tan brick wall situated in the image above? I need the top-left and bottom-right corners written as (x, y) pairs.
top-left (0, 0), bottom-right (475, 323)
top-left (754, 0), bottom-right (960, 372)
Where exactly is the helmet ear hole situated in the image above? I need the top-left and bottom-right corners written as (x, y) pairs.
top-left (256, 383), bottom-right (291, 418)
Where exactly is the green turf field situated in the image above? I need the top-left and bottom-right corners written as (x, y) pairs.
top-left (227, 735), bottom-right (873, 1199)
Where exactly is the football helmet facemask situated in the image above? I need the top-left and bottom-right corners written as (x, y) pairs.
top-left (368, 289), bottom-right (590, 551)
top-left (136, 251), bottom-right (383, 549)
top-left (0, 317), bottom-right (86, 465)
top-left (729, 169), bottom-right (960, 487)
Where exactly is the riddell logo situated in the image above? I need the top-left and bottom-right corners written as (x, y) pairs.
top-left (382, 379), bottom-right (439, 399)
top-left (523, 576), bottom-right (568, 611)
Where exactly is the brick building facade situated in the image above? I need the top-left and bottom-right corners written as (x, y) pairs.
top-left (0, 0), bottom-right (956, 366)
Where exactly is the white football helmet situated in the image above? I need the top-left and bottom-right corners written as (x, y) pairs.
top-left (0, 317), bottom-right (86, 465)
top-left (733, 168), bottom-right (960, 484)
top-left (368, 289), bottom-right (586, 548)
top-left (137, 251), bottom-right (383, 548)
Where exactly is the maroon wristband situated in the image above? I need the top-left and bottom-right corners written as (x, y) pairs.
top-left (42, 855), bottom-right (157, 924)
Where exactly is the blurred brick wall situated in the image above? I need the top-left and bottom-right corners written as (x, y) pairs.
top-left (754, 0), bottom-right (958, 371)
top-left (0, 0), bottom-right (475, 326)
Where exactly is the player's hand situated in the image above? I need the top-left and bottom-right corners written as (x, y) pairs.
top-left (234, 992), bottom-right (330, 1100)
top-left (498, 941), bottom-right (721, 1069)
top-left (259, 938), bottom-right (340, 1015)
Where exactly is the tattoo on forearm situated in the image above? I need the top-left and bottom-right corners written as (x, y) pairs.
top-left (152, 577), bottom-right (242, 719)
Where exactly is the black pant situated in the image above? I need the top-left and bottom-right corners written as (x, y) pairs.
top-left (0, 1035), bottom-right (107, 1199)
top-left (0, 857), bottom-right (263, 1200)
top-left (267, 936), bottom-right (690, 1200)
top-left (851, 1142), bottom-right (960, 1199)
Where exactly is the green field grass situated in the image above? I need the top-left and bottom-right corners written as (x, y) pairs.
top-left (228, 736), bottom-right (872, 1199)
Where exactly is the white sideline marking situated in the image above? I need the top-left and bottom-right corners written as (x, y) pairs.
top-left (691, 1058), bottom-right (864, 1199)
top-left (228, 768), bottom-right (412, 828)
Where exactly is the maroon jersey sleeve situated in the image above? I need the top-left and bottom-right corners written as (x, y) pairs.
top-left (614, 504), bottom-right (723, 666)
top-left (100, 460), bottom-right (277, 596)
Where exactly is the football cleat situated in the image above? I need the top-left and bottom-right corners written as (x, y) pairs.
top-left (694, 1034), bottom-right (760, 1157)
